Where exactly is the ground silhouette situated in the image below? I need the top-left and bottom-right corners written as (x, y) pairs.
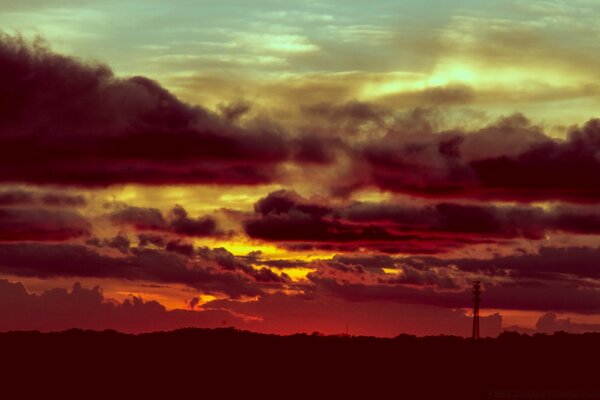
top-left (1, 328), bottom-right (599, 399)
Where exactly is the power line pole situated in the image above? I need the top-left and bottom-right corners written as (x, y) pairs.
top-left (472, 281), bottom-right (481, 340)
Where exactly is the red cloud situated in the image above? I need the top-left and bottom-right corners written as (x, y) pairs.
top-left (0, 242), bottom-right (270, 297)
top-left (354, 113), bottom-right (600, 202)
top-left (0, 35), bottom-right (292, 186)
top-left (0, 207), bottom-right (89, 241)
top-left (0, 279), bottom-right (243, 333)
top-left (244, 190), bottom-right (600, 253)
top-left (108, 204), bottom-right (221, 238)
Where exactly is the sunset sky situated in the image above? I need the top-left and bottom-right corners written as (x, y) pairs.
top-left (1, 0), bottom-right (600, 337)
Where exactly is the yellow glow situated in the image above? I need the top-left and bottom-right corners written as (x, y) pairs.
top-left (195, 237), bottom-right (281, 256)
top-left (218, 193), bottom-right (264, 204)
top-left (530, 201), bottom-right (555, 210)
top-left (91, 184), bottom-right (281, 215)
top-left (382, 268), bottom-right (401, 275)
top-left (427, 59), bottom-right (589, 93)
top-left (352, 189), bottom-right (393, 203)
top-left (113, 185), bottom-right (140, 203)
top-left (360, 72), bottom-right (426, 97)
top-left (196, 236), bottom-right (336, 260)
top-left (273, 267), bottom-right (314, 281)
top-left (427, 62), bottom-right (477, 86)
top-left (197, 294), bottom-right (217, 304)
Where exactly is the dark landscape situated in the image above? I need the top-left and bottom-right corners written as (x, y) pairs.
top-left (3, 328), bottom-right (600, 399)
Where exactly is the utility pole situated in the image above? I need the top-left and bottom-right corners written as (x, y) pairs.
top-left (472, 281), bottom-right (481, 340)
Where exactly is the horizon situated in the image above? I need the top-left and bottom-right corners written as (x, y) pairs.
top-left (1, 0), bottom-right (600, 338)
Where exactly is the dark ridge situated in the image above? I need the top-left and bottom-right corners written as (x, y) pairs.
top-left (1, 328), bottom-right (599, 398)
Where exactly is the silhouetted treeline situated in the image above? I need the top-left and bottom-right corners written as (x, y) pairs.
top-left (1, 328), bottom-right (599, 399)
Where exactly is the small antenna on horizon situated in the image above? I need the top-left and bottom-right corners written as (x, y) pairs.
top-left (472, 281), bottom-right (481, 340)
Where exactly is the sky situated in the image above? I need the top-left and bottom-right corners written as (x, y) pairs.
top-left (1, 0), bottom-right (600, 337)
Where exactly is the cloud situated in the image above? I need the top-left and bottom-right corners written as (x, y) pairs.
top-left (86, 234), bottom-right (131, 254)
top-left (168, 205), bottom-right (218, 237)
top-left (205, 291), bottom-right (503, 337)
top-left (108, 204), bottom-right (220, 238)
top-left (308, 275), bottom-right (600, 314)
top-left (0, 207), bottom-right (89, 241)
top-left (0, 278), bottom-right (503, 337)
top-left (196, 246), bottom-right (287, 283)
top-left (0, 189), bottom-right (86, 207)
top-left (0, 243), bottom-right (264, 298)
top-left (244, 190), bottom-right (600, 254)
top-left (299, 248), bottom-right (600, 314)
top-left (306, 257), bottom-right (461, 291)
top-left (0, 279), bottom-right (243, 333)
top-left (353, 113), bottom-right (600, 202)
top-left (219, 246), bottom-right (600, 315)
top-left (535, 312), bottom-right (600, 334)
top-left (2, 33), bottom-right (600, 204)
top-left (0, 34), bottom-right (292, 186)
top-left (137, 233), bottom-right (167, 247)
top-left (244, 190), bottom-right (490, 254)
top-left (408, 246), bottom-right (600, 280)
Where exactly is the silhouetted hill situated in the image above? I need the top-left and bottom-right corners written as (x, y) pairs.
top-left (2, 328), bottom-right (599, 399)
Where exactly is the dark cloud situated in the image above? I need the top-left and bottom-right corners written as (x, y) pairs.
top-left (0, 243), bottom-right (263, 298)
top-left (305, 257), bottom-right (460, 291)
top-left (244, 251), bottom-right (309, 269)
top-left (0, 207), bottom-right (89, 241)
top-left (0, 278), bottom-right (504, 337)
top-left (137, 233), bottom-right (166, 248)
top-left (291, 135), bottom-right (342, 164)
top-left (301, 247), bottom-right (600, 314)
top-left (264, 247), bottom-right (600, 314)
top-left (301, 100), bottom-right (387, 138)
top-left (188, 296), bottom-right (200, 310)
top-left (470, 119), bottom-right (600, 202)
top-left (85, 235), bottom-right (131, 254)
top-left (109, 204), bottom-right (219, 238)
top-left (2, 33), bottom-right (600, 204)
top-left (0, 190), bottom-right (34, 206)
top-left (535, 312), bottom-right (600, 334)
top-left (343, 201), bottom-right (600, 238)
top-left (218, 101), bottom-right (251, 122)
top-left (328, 254), bottom-right (397, 270)
top-left (245, 190), bottom-right (491, 254)
top-left (0, 34), bottom-right (292, 186)
top-left (353, 112), bottom-right (600, 202)
top-left (109, 205), bottom-right (166, 230)
top-left (169, 205), bottom-right (217, 237)
top-left (39, 192), bottom-right (87, 207)
top-left (408, 246), bottom-right (600, 280)
top-left (309, 275), bottom-right (600, 314)
top-left (0, 189), bottom-right (86, 207)
top-left (382, 266), bottom-right (459, 289)
top-left (245, 190), bottom-right (600, 253)
top-left (196, 246), bottom-right (287, 283)
top-left (165, 240), bottom-right (196, 258)
top-left (0, 279), bottom-right (244, 333)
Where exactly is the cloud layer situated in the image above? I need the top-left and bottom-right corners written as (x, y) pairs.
top-left (1, 35), bottom-right (600, 204)
top-left (0, 35), bottom-right (293, 186)
top-left (0, 32), bottom-right (599, 335)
